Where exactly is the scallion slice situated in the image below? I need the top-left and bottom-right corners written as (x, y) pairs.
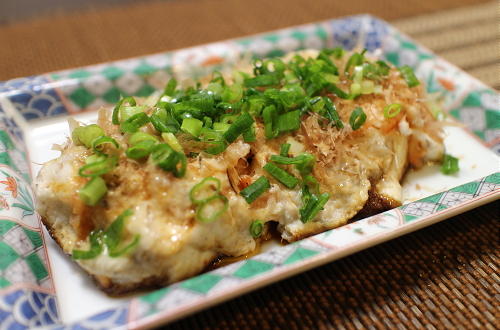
top-left (128, 132), bottom-right (158, 146)
top-left (383, 103), bottom-right (402, 118)
top-left (240, 176), bottom-right (270, 204)
top-left (213, 122), bottom-right (231, 133)
top-left (344, 52), bottom-right (364, 75)
top-left (398, 65), bottom-right (420, 88)
top-left (190, 177), bottom-right (221, 205)
top-left (112, 97), bottom-right (136, 125)
top-left (303, 174), bottom-right (319, 194)
top-left (441, 154), bottom-right (459, 175)
top-left (263, 163), bottom-right (299, 189)
top-left (300, 192), bottom-right (330, 223)
top-left (79, 176), bottom-right (107, 206)
top-left (249, 220), bottom-right (264, 238)
top-left (161, 132), bottom-right (183, 152)
top-left (323, 97), bottom-right (344, 129)
top-left (223, 112), bottom-right (255, 143)
top-left (150, 143), bottom-right (187, 177)
top-left (280, 143), bottom-right (291, 157)
top-left (72, 230), bottom-right (103, 260)
top-left (120, 106), bottom-right (147, 123)
top-left (163, 78), bottom-right (177, 96)
top-left (181, 117), bottom-right (203, 137)
top-left (120, 112), bottom-right (150, 133)
top-left (349, 107), bottom-right (367, 130)
top-left (72, 209), bottom-right (140, 259)
top-left (126, 140), bottom-right (156, 159)
top-left (103, 209), bottom-right (141, 258)
top-left (242, 125), bottom-right (256, 142)
top-left (271, 153), bottom-right (316, 176)
top-left (276, 110), bottom-right (301, 134)
top-left (92, 136), bottom-right (119, 153)
top-left (205, 141), bottom-right (228, 155)
top-left (263, 105), bottom-right (278, 139)
top-left (72, 124), bottom-right (104, 148)
top-left (79, 155), bottom-right (118, 177)
top-left (195, 194), bottom-right (229, 223)
top-left (327, 84), bottom-right (350, 99)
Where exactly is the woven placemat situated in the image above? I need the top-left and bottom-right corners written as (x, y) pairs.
top-left (393, 1), bottom-right (499, 89)
top-left (0, 0), bottom-right (493, 82)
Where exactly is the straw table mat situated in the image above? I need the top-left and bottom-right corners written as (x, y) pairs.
top-left (1, 0), bottom-right (499, 329)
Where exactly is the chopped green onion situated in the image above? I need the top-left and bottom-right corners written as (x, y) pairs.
top-left (276, 110), bottom-right (301, 134)
top-left (383, 103), bottom-right (402, 118)
top-left (280, 143), bottom-right (291, 157)
top-left (128, 132), bottom-right (158, 146)
top-left (263, 163), bottom-right (299, 189)
top-left (220, 114), bottom-right (239, 124)
top-left (294, 153), bottom-right (315, 176)
top-left (300, 192), bottom-right (330, 223)
top-left (103, 209), bottom-right (141, 257)
top-left (92, 136), bottom-right (119, 153)
top-left (79, 155), bottom-right (118, 177)
top-left (353, 65), bottom-right (364, 83)
top-left (323, 97), bottom-right (344, 129)
top-left (85, 154), bottom-right (106, 164)
top-left (190, 177), bottom-right (221, 205)
top-left (244, 73), bottom-right (281, 87)
top-left (240, 176), bottom-right (270, 204)
top-left (112, 97), bottom-right (136, 125)
top-left (249, 220), bottom-right (264, 238)
top-left (150, 107), bottom-right (180, 133)
top-left (242, 124), bottom-right (256, 142)
top-left (327, 85), bottom-right (350, 99)
top-left (72, 124), bottom-right (104, 148)
top-left (72, 210), bottom-right (140, 259)
top-left (181, 117), bottom-right (203, 137)
top-left (303, 174), bottom-right (319, 194)
top-left (207, 82), bottom-right (224, 95)
top-left (120, 106), bottom-right (147, 123)
top-left (126, 140), bottom-right (156, 159)
top-left (161, 132), bottom-right (183, 152)
top-left (195, 194), bottom-right (229, 223)
top-left (398, 65), bottom-right (420, 87)
top-left (221, 84), bottom-right (243, 103)
top-left (150, 143), bottom-right (187, 177)
top-left (213, 122), bottom-right (231, 132)
top-left (72, 230), bottom-right (103, 259)
top-left (441, 154), bottom-right (459, 175)
top-left (271, 153), bottom-right (315, 176)
top-left (349, 107), bottom-right (367, 130)
top-left (344, 52), bottom-right (364, 75)
top-left (79, 176), bottom-right (107, 206)
top-left (163, 78), bottom-right (177, 96)
top-left (205, 141), bottom-right (228, 155)
top-left (223, 112), bottom-right (255, 143)
top-left (263, 105), bottom-right (278, 139)
top-left (350, 82), bottom-right (361, 97)
top-left (203, 116), bottom-right (213, 128)
top-left (361, 80), bottom-right (375, 94)
top-left (120, 112), bottom-right (150, 133)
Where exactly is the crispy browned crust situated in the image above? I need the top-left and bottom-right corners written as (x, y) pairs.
top-left (355, 188), bottom-right (401, 219)
top-left (41, 216), bottom-right (66, 252)
top-left (92, 274), bottom-right (165, 296)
